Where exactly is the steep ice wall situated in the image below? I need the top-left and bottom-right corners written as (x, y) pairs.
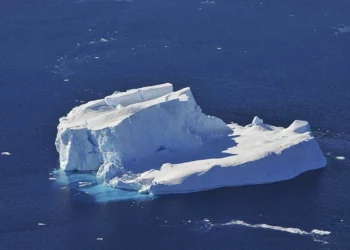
top-left (55, 84), bottom-right (230, 172)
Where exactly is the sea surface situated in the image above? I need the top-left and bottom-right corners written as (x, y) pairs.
top-left (1, 0), bottom-right (350, 249)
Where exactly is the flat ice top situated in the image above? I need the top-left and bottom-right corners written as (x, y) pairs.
top-left (58, 83), bottom-right (189, 131)
top-left (116, 120), bottom-right (325, 194)
top-left (143, 123), bottom-right (310, 181)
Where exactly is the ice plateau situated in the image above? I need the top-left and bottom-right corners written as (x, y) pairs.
top-left (55, 83), bottom-right (327, 194)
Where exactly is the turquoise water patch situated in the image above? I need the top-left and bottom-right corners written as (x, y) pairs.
top-left (52, 170), bottom-right (153, 202)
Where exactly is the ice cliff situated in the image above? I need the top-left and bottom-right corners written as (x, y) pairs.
top-left (55, 83), bottom-right (327, 194)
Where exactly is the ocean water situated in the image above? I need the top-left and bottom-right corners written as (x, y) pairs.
top-left (1, 0), bottom-right (350, 249)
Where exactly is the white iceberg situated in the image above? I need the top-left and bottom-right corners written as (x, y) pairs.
top-left (55, 83), bottom-right (326, 194)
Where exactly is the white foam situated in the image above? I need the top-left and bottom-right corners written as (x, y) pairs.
top-left (1, 152), bottom-right (11, 156)
top-left (38, 223), bottom-right (46, 226)
top-left (313, 238), bottom-right (328, 244)
top-left (78, 181), bottom-right (92, 187)
top-left (338, 26), bottom-right (350, 33)
top-left (88, 38), bottom-right (110, 45)
top-left (200, 0), bottom-right (216, 4)
top-left (311, 229), bottom-right (331, 236)
top-left (96, 238), bottom-right (103, 241)
top-left (336, 156), bottom-right (345, 160)
top-left (220, 220), bottom-right (309, 235)
top-left (217, 219), bottom-right (330, 236)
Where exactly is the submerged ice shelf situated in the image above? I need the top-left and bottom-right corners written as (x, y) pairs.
top-left (55, 83), bottom-right (326, 195)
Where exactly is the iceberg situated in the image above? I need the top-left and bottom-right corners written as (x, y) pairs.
top-left (55, 83), bottom-right (326, 194)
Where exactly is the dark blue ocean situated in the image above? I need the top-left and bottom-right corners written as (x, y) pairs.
top-left (1, 0), bottom-right (350, 249)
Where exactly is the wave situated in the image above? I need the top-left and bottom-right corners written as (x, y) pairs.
top-left (217, 220), bottom-right (331, 236)
top-left (199, 218), bottom-right (331, 244)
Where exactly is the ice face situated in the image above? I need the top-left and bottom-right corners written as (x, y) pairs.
top-left (56, 85), bottom-right (230, 172)
top-left (252, 116), bottom-right (263, 126)
top-left (55, 83), bottom-right (327, 195)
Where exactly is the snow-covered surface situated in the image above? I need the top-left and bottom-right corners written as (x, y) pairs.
top-left (55, 83), bottom-right (327, 195)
